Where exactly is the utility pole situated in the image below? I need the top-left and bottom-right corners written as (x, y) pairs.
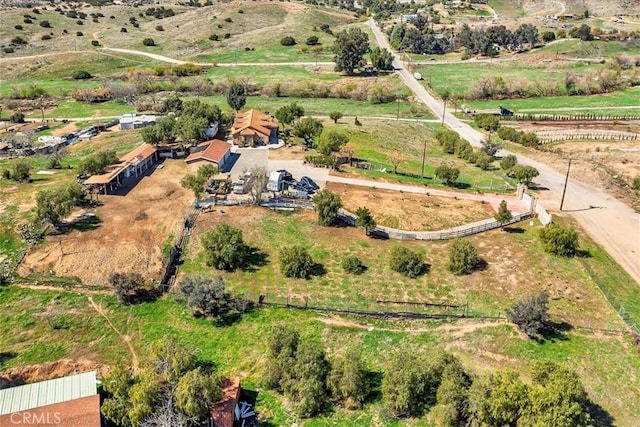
top-left (560, 158), bottom-right (572, 211)
top-left (421, 139), bottom-right (427, 178)
top-left (396, 96), bottom-right (400, 120)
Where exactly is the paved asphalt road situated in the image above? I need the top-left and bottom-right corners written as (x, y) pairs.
top-left (368, 19), bottom-right (640, 286)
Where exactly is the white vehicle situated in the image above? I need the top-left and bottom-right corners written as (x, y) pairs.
top-left (414, 72), bottom-right (423, 80)
top-left (267, 171), bottom-right (285, 192)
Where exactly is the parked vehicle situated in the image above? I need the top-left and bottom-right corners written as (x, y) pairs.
top-left (267, 171), bottom-right (287, 192)
top-left (414, 72), bottom-right (423, 80)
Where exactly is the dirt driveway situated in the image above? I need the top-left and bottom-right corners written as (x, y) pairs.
top-left (19, 160), bottom-right (192, 286)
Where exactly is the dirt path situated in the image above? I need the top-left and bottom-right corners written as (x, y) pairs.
top-left (87, 296), bottom-right (138, 369)
top-left (317, 316), bottom-right (508, 335)
top-left (14, 283), bottom-right (111, 295)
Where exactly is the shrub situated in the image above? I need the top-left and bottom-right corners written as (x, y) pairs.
top-left (120, 27), bottom-right (127, 33)
top-left (91, 40), bottom-right (99, 46)
top-left (507, 292), bottom-right (550, 337)
top-left (633, 176), bottom-right (640, 191)
top-left (10, 160), bottom-right (31, 182)
top-left (306, 35), bottom-right (319, 46)
top-left (389, 246), bottom-right (424, 278)
top-left (279, 245), bottom-right (314, 279)
top-left (500, 154), bottom-right (518, 170)
top-left (142, 38), bottom-right (155, 46)
top-left (41, 35), bottom-right (52, 40)
top-left (342, 256), bottom-right (366, 274)
top-left (223, 33), bottom-right (231, 39)
top-left (539, 224), bottom-right (579, 257)
top-left (280, 36), bottom-right (296, 46)
top-left (72, 70), bottom-right (92, 80)
top-left (209, 33), bottom-right (219, 41)
top-left (39, 20), bottom-right (51, 28)
top-left (448, 239), bottom-right (480, 275)
top-left (329, 111), bottom-right (343, 123)
top-left (109, 272), bottom-right (147, 304)
top-left (155, 25), bottom-right (164, 31)
top-left (3, 47), bottom-right (15, 54)
top-left (14, 25), bottom-right (23, 30)
top-left (313, 189), bottom-right (342, 226)
top-left (434, 165), bottom-right (459, 185)
top-left (542, 31), bottom-right (556, 42)
top-left (10, 112), bottom-right (25, 123)
top-left (23, 18), bottom-right (32, 24)
top-left (224, 17), bottom-right (232, 23)
top-left (11, 36), bottom-right (27, 45)
top-left (76, 20), bottom-right (83, 25)
top-left (76, 31), bottom-right (83, 36)
top-left (201, 224), bottom-right (250, 271)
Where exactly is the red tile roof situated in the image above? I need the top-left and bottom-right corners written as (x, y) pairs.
top-left (211, 377), bottom-right (240, 427)
top-left (185, 139), bottom-right (231, 164)
top-left (231, 109), bottom-right (277, 140)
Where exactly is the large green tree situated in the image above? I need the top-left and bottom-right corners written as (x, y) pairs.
top-left (333, 27), bottom-right (370, 75)
top-left (200, 224), bottom-right (250, 271)
top-left (369, 46), bottom-right (394, 71)
top-left (279, 245), bottom-right (315, 279)
top-left (292, 117), bottom-right (323, 143)
top-left (35, 182), bottom-right (83, 225)
top-left (468, 370), bottom-right (529, 426)
top-left (180, 164), bottom-right (217, 200)
top-left (448, 238), bottom-right (480, 275)
top-left (539, 224), bottom-right (579, 257)
top-left (141, 116), bottom-right (176, 145)
top-left (226, 83), bottom-right (246, 111)
top-left (328, 349), bottom-right (370, 409)
top-left (78, 150), bottom-right (119, 176)
top-left (275, 102), bottom-right (305, 126)
top-left (355, 206), bottom-right (376, 236)
top-left (174, 367), bottom-right (222, 420)
top-left (313, 189), bottom-right (342, 226)
top-left (317, 129), bottom-right (348, 156)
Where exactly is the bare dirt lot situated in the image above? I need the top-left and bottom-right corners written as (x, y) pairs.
top-left (18, 160), bottom-right (191, 285)
top-left (511, 121), bottom-right (640, 211)
top-left (326, 182), bottom-right (496, 231)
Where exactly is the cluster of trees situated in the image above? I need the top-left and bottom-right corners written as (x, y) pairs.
top-left (78, 150), bottom-right (118, 176)
top-left (141, 98), bottom-right (225, 146)
top-left (175, 276), bottom-right (251, 323)
top-left (101, 336), bottom-right (221, 427)
top-left (200, 223), bottom-right (251, 271)
top-left (262, 326), bottom-right (370, 417)
top-left (331, 27), bottom-right (394, 74)
top-left (2, 160), bottom-right (31, 183)
top-left (388, 22), bottom-right (539, 56)
top-left (497, 126), bottom-right (540, 147)
top-left (435, 129), bottom-right (498, 178)
top-left (385, 349), bottom-right (593, 426)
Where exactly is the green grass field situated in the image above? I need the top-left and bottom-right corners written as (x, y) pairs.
top-left (465, 86), bottom-right (640, 112)
top-left (329, 120), bottom-right (516, 190)
top-left (488, 0), bottom-right (525, 18)
top-left (416, 60), bottom-right (605, 99)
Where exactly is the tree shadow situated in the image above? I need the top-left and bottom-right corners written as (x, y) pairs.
top-left (503, 226), bottom-right (525, 234)
top-left (241, 247), bottom-right (269, 273)
top-left (576, 248), bottom-right (592, 258)
top-left (452, 182), bottom-right (471, 189)
top-left (585, 400), bottom-right (615, 427)
top-left (474, 258), bottom-right (489, 272)
top-left (535, 321), bottom-right (573, 343)
top-left (54, 213), bottom-right (101, 234)
top-left (0, 351), bottom-right (17, 370)
top-left (366, 370), bottom-right (384, 404)
top-left (127, 287), bottom-right (162, 305)
top-left (309, 262), bottom-right (327, 278)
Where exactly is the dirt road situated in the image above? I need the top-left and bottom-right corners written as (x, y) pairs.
top-left (368, 19), bottom-right (640, 285)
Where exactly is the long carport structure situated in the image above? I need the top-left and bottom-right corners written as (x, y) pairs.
top-left (83, 143), bottom-right (158, 194)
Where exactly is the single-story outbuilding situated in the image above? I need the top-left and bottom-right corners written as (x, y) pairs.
top-left (83, 143), bottom-right (158, 193)
top-left (0, 371), bottom-right (101, 427)
top-left (120, 113), bottom-right (158, 130)
top-left (231, 109), bottom-right (278, 146)
top-left (185, 139), bottom-right (232, 171)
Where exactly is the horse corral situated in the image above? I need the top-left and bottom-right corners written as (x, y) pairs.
top-left (18, 160), bottom-right (192, 286)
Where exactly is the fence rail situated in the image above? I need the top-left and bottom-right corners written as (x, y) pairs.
top-left (503, 113), bottom-right (640, 122)
top-left (338, 210), bottom-right (532, 241)
top-left (159, 204), bottom-right (201, 292)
